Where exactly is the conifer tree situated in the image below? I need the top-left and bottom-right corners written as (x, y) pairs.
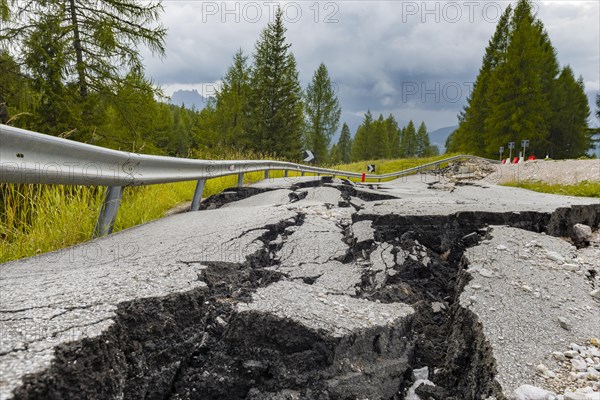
top-left (214, 49), bottom-right (251, 148)
top-left (351, 111), bottom-right (373, 161)
top-left (304, 63), bottom-right (341, 163)
top-left (368, 114), bottom-right (389, 159)
top-left (449, 0), bottom-right (590, 159)
top-left (548, 67), bottom-right (590, 158)
top-left (416, 122), bottom-right (431, 157)
top-left (22, 11), bottom-right (82, 135)
top-left (246, 8), bottom-right (304, 160)
top-left (385, 114), bottom-right (401, 158)
top-left (328, 143), bottom-right (340, 165)
top-left (336, 122), bottom-right (352, 163)
top-left (484, 0), bottom-right (553, 156)
top-left (400, 120), bottom-right (418, 157)
top-left (450, 5), bottom-right (511, 154)
top-left (2, 0), bottom-right (166, 98)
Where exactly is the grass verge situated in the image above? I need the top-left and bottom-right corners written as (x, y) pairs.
top-left (333, 154), bottom-right (458, 179)
top-left (502, 180), bottom-right (600, 198)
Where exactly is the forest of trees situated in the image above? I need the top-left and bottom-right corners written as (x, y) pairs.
top-left (447, 0), bottom-right (595, 159)
top-left (4, 0), bottom-right (591, 165)
top-left (0, 2), bottom-right (440, 164)
top-left (0, 0), bottom-right (201, 156)
top-left (329, 112), bottom-right (438, 164)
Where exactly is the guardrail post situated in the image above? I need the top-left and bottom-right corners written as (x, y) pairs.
top-left (264, 170), bottom-right (269, 179)
top-left (190, 179), bottom-right (206, 211)
top-left (237, 172), bottom-right (244, 188)
top-left (93, 186), bottom-right (123, 238)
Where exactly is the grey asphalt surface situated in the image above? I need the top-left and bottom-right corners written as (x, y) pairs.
top-left (356, 174), bottom-right (600, 216)
top-left (1, 172), bottom-right (599, 399)
top-left (0, 206), bottom-right (297, 399)
top-left (462, 226), bottom-right (600, 394)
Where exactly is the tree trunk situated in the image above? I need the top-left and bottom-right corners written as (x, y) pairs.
top-left (0, 94), bottom-right (9, 124)
top-left (67, 0), bottom-right (87, 98)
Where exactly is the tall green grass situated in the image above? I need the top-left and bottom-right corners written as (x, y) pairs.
top-left (1, 153), bottom-right (454, 263)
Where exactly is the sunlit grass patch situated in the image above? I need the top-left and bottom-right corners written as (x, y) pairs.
top-left (502, 180), bottom-right (600, 198)
top-left (333, 154), bottom-right (459, 181)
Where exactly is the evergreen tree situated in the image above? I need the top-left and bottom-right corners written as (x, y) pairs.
top-left (246, 8), bottom-right (304, 160)
top-left (304, 63), bottom-right (341, 163)
top-left (416, 122), bottom-right (431, 157)
top-left (367, 114), bottom-right (389, 159)
top-left (591, 94), bottom-right (600, 154)
top-left (0, 51), bottom-right (35, 126)
top-left (351, 111), bottom-right (373, 161)
top-left (385, 114), bottom-right (401, 158)
top-left (485, 0), bottom-right (554, 156)
top-left (445, 131), bottom-right (457, 153)
top-left (214, 49), bottom-right (251, 148)
top-left (2, 0), bottom-right (166, 98)
top-left (95, 71), bottom-right (164, 153)
top-left (336, 122), bottom-right (352, 164)
top-left (547, 67), bottom-right (591, 158)
top-left (450, 5), bottom-right (511, 154)
top-left (328, 143), bottom-right (341, 165)
top-left (22, 11), bottom-right (83, 135)
top-left (400, 120), bottom-right (418, 157)
top-left (449, 0), bottom-right (591, 159)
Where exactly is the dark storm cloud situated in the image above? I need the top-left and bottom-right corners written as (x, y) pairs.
top-left (142, 0), bottom-right (599, 131)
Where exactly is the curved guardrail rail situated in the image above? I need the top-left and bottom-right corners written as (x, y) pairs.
top-left (0, 124), bottom-right (499, 237)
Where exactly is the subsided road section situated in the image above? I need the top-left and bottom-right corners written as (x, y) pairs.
top-left (1, 174), bottom-right (599, 399)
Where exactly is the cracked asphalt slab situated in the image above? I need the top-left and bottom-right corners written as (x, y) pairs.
top-left (461, 226), bottom-right (600, 395)
top-left (1, 172), bottom-right (599, 399)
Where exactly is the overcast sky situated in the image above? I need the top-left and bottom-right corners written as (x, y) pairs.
top-left (141, 0), bottom-right (600, 133)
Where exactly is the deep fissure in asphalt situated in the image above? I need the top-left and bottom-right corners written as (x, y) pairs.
top-left (10, 181), bottom-right (600, 400)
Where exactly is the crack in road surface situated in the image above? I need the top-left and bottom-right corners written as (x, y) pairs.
top-left (1, 175), bottom-right (599, 399)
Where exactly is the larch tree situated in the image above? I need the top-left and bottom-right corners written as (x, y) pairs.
top-left (2, 0), bottom-right (166, 98)
top-left (304, 63), bottom-right (341, 163)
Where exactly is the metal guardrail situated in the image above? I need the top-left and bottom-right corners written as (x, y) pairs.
top-left (0, 124), bottom-right (499, 237)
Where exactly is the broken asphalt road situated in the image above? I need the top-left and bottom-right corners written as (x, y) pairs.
top-left (1, 173), bottom-right (599, 399)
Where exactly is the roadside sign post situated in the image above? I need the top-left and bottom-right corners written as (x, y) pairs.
top-left (499, 146), bottom-right (504, 162)
top-left (508, 142), bottom-right (515, 163)
top-left (521, 139), bottom-right (529, 160)
top-left (303, 150), bottom-right (315, 163)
